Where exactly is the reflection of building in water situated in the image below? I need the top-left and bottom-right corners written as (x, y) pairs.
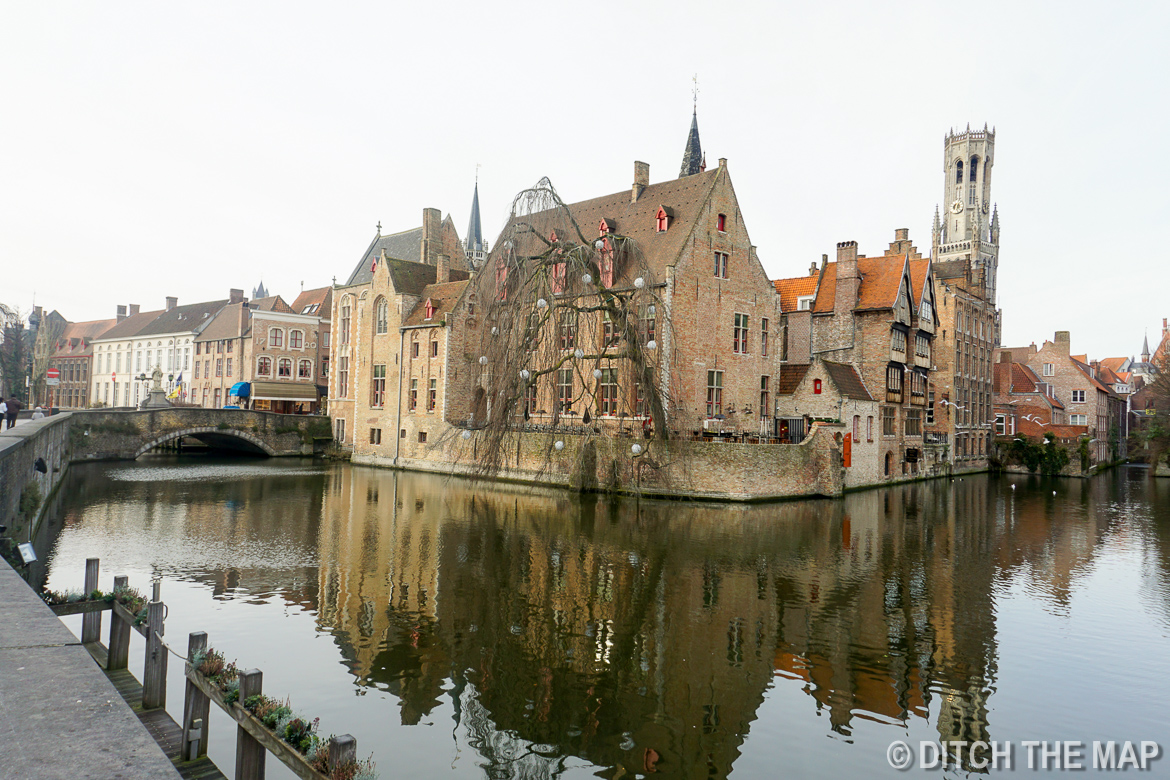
top-left (311, 466), bottom-right (1134, 778)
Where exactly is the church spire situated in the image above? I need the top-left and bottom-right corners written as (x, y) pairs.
top-left (1142, 331), bottom-right (1151, 363)
top-left (465, 178), bottom-right (486, 268)
top-left (679, 108), bottom-right (703, 178)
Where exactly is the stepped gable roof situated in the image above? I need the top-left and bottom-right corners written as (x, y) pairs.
top-left (403, 280), bottom-right (472, 327)
top-left (812, 255), bottom-right (916, 314)
top-left (290, 286), bottom-right (331, 317)
top-left (347, 227), bottom-right (424, 286)
top-left (773, 276), bottom-right (818, 312)
top-left (774, 365), bottom-right (811, 394)
top-left (93, 309), bottom-right (165, 341)
top-left (138, 299), bottom-right (229, 336)
top-left (823, 361), bottom-right (874, 401)
top-left (494, 168), bottom-right (722, 283)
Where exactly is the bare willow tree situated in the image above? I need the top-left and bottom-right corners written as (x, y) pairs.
top-left (453, 178), bottom-right (674, 477)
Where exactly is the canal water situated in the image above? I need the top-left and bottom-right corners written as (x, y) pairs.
top-left (41, 458), bottom-right (1170, 778)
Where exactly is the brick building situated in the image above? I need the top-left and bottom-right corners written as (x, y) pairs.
top-left (927, 126), bottom-right (1000, 470)
top-left (48, 316), bottom-right (116, 408)
top-left (777, 231), bottom-right (941, 481)
top-left (190, 293), bottom-right (326, 411)
top-left (289, 285), bottom-right (333, 406)
top-left (329, 206), bottom-right (472, 448)
top-left (992, 356), bottom-right (1069, 438)
top-left (998, 332), bottom-right (1125, 463)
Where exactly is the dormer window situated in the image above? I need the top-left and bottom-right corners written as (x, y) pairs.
top-left (598, 218), bottom-right (615, 236)
top-left (655, 207), bottom-right (669, 233)
top-left (717, 213), bottom-right (727, 232)
top-left (424, 299), bottom-right (435, 320)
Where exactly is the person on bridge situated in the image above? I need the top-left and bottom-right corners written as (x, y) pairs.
top-left (31, 406), bottom-right (45, 420)
top-left (4, 397), bottom-right (21, 429)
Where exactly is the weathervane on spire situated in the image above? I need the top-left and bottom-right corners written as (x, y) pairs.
top-left (692, 73), bottom-right (699, 112)
top-left (476, 162), bottom-right (481, 184)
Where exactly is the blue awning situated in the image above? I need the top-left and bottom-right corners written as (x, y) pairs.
top-left (229, 382), bottom-right (251, 398)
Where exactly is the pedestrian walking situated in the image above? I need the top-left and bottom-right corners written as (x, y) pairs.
top-left (5, 397), bottom-right (22, 429)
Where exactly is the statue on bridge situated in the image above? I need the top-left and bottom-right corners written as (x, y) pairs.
top-left (139, 365), bottom-right (173, 409)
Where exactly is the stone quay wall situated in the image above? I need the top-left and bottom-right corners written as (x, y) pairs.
top-left (0, 414), bottom-right (73, 550)
top-left (353, 423), bottom-right (844, 502)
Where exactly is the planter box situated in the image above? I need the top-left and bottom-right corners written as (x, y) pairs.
top-left (48, 599), bottom-right (112, 617)
top-left (185, 669), bottom-right (330, 780)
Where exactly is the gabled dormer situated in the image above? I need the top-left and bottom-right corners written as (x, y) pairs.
top-left (424, 298), bottom-right (436, 321)
top-left (654, 206), bottom-right (674, 233)
top-left (598, 218), bottom-right (616, 236)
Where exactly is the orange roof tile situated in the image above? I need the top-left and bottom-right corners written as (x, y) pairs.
top-left (772, 275), bottom-right (818, 312)
top-left (812, 255), bottom-right (916, 314)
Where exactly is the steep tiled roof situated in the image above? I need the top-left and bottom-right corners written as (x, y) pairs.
top-left (93, 309), bottom-right (165, 341)
top-left (52, 318), bottom-right (118, 357)
top-left (1099, 356), bottom-right (1128, 373)
top-left (137, 299), bottom-right (229, 336)
top-left (811, 255), bottom-right (914, 314)
top-left (1071, 358), bottom-right (1113, 395)
top-left (823, 361), bottom-right (874, 401)
top-left (290, 286), bottom-right (332, 317)
top-left (403, 280), bottom-right (472, 327)
top-left (251, 295), bottom-right (295, 314)
top-left (774, 365), bottom-right (810, 394)
top-left (195, 304), bottom-right (246, 342)
top-left (346, 227), bottom-right (424, 286)
top-left (491, 168), bottom-right (722, 284)
top-left (772, 276), bottom-right (818, 313)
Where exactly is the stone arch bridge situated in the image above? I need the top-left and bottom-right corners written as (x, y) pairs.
top-left (69, 408), bottom-right (333, 460)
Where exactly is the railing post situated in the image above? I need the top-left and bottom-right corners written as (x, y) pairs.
top-left (236, 668), bottom-right (265, 780)
top-left (107, 574), bottom-right (130, 670)
top-left (329, 734), bottom-right (357, 773)
top-left (142, 599), bottom-right (167, 709)
top-left (81, 558), bottom-right (101, 643)
top-left (182, 632), bottom-right (210, 761)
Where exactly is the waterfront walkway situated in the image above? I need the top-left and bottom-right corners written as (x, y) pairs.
top-left (0, 559), bottom-right (183, 779)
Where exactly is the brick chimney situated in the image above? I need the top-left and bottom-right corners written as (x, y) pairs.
top-left (436, 253), bottom-right (450, 284)
top-left (834, 241), bottom-right (860, 316)
top-left (129, 304), bottom-right (140, 316)
top-left (1054, 330), bottom-right (1071, 355)
top-left (165, 296), bottom-right (178, 312)
top-left (632, 161), bottom-right (649, 203)
top-left (421, 207), bottom-right (442, 265)
top-left (809, 262), bottom-right (818, 276)
top-left (116, 305), bottom-right (127, 323)
top-left (1000, 350), bottom-right (1013, 364)
top-left (229, 288), bottom-right (245, 304)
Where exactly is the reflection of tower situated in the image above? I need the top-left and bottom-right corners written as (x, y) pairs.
top-left (932, 125), bottom-right (999, 307)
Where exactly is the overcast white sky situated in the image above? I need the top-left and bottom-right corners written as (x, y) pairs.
top-left (2, 1), bottom-right (1167, 358)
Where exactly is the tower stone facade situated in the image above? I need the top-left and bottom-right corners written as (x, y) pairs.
top-left (931, 125), bottom-right (999, 312)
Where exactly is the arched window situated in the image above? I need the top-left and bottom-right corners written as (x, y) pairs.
top-left (289, 329), bottom-right (304, 350)
top-left (955, 160), bottom-right (963, 184)
top-left (257, 356), bottom-right (272, 376)
top-left (339, 297), bottom-right (352, 345)
top-left (269, 328), bottom-right (284, 348)
top-left (375, 298), bottom-right (388, 334)
top-left (277, 358), bottom-right (292, 378)
top-left (969, 156), bottom-right (979, 181)
top-left (298, 359), bottom-right (312, 379)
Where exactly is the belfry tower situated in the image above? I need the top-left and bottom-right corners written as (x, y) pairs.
top-left (932, 124), bottom-right (999, 306)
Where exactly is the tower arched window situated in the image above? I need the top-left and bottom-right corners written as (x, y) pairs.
top-left (969, 156), bottom-right (979, 182)
top-left (375, 298), bottom-right (388, 334)
top-left (955, 160), bottom-right (963, 184)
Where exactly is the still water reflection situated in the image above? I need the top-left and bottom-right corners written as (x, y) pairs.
top-left (44, 459), bottom-right (1170, 778)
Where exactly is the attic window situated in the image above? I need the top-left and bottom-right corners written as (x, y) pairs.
top-left (598, 218), bottom-right (615, 236)
top-left (424, 299), bottom-right (435, 320)
top-left (717, 213), bottom-right (727, 232)
top-left (655, 208), bottom-right (668, 232)
top-left (797, 296), bottom-right (813, 311)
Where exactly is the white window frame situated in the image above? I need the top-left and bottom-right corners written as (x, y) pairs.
top-left (1071, 389), bottom-right (1085, 403)
top-left (1042, 363), bottom-right (1054, 377)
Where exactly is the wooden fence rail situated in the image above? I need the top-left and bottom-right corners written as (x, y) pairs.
top-left (46, 557), bottom-right (363, 780)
